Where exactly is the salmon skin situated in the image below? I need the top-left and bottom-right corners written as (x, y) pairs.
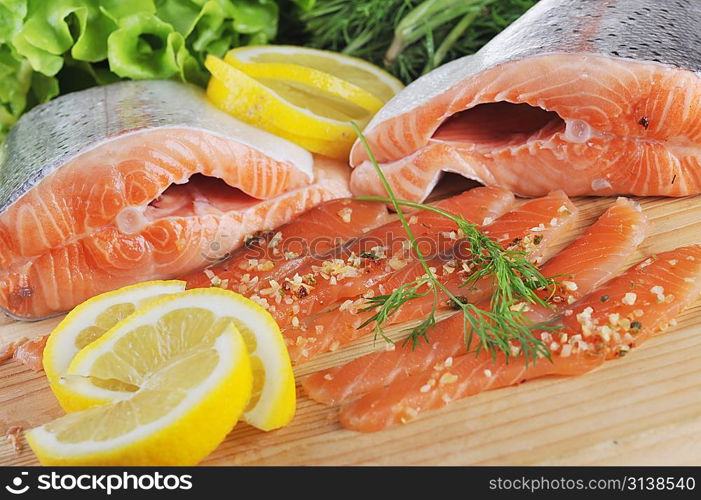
top-left (350, 0), bottom-right (701, 200)
top-left (303, 197), bottom-right (647, 405)
top-left (339, 245), bottom-right (700, 432)
top-left (0, 81), bottom-right (351, 320)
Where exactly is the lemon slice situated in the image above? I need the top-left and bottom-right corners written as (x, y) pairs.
top-left (27, 322), bottom-right (251, 465)
top-left (59, 288), bottom-right (295, 431)
top-left (204, 46), bottom-right (403, 160)
top-left (206, 56), bottom-right (363, 147)
top-left (207, 76), bottom-right (352, 160)
top-left (226, 45), bottom-right (403, 104)
top-left (43, 280), bottom-right (186, 412)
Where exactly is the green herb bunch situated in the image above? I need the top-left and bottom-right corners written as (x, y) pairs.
top-left (297, 0), bottom-right (538, 84)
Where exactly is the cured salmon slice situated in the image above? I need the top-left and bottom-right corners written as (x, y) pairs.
top-left (182, 198), bottom-right (391, 291)
top-left (303, 198), bottom-right (647, 404)
top-left (0, 81), bottom-right (350, 319)
top-left (287, 191), bottom-right (576, 362)
top-left (349, 0), bottom-right (701, 200)
top-left (338, 245), bottom-right (700, 432)
top-left (534, 197), bottom-right (648, 304)
top-left (184, 187), bottom-right (514, 331)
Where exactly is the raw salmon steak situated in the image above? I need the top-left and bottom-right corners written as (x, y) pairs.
top-left (350, 0), bottom-right (701, 200)
top-left (303, 197), bottom-right (647, 404)
top-left (0, 81), bottom-right (351, 319)
top-left (340, 245), bottom-right (701, 432)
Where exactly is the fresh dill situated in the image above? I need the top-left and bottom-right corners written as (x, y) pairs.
top-left (294, 0), bottom-right (538, 84)
top-left (351, 123), bottom-right (558, 365)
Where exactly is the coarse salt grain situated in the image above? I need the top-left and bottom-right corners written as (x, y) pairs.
top-left (638, 258), bottom-right (654, 269)
top-left (337, 207), bottom-right (352, 223)
top-left (268, 232), bottom-right (282, 248)
top-left (650, 285), bottom-right (665, 301)
top-left (439, 373), bottom-right (458, 386)
top-left (622, 292), bottom-right (637, 305)
top-left (389, 255), bottom-right (407, 270)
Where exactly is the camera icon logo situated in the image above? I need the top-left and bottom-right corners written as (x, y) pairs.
top-left (5, 472), bottom-right (29, 494)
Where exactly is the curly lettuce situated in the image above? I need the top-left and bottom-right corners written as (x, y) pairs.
top-left (0, 0), bottom-right (280, 143)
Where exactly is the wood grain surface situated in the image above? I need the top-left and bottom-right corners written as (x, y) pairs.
top-left (2, 194), bottom-right (701, 466)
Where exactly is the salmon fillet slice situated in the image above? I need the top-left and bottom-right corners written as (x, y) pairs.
top-left (287, 191), bottom-right (576, 362)
top-left (275, 188), bottom-right (515, 351)
top-left (339, 245), bottom-right (699, 432)
top-left (303, 198), bottom-right (647, 404)
top-left (349, 0), bottom-right (701, 199)
top-left (183, 187), bottom-right (514, 333)
top-left (0, 135), bottom-right (349, 320)
top-left (182, 197), bottom-right (392, 291)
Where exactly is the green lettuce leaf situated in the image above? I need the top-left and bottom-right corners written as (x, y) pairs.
top-left (107, 12), bottom-right (184, 80)
top-left (0, 43), bottom-right (31, 141)
top-left (98, 0), bottom-right (155, 22)
top-left (0, 0), bottom-right (283, 144)
top-left (231, 0), bottom-right (277, 38)
top-left (0, 0), bottom-right (27, 44)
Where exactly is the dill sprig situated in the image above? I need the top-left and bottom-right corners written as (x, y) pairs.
top-left (351, 123), bottom-right (558, 364)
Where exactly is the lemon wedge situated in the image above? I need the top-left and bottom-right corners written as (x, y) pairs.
top-left (205, 45), bottom-right (403, 160)
top-left (43, 280), bottom-right (186, 412)
top-left (27, 321), bottom-right (251, 466)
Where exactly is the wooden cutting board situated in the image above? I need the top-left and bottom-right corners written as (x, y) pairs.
top-left (2, 194), bottom-right (701, 466)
